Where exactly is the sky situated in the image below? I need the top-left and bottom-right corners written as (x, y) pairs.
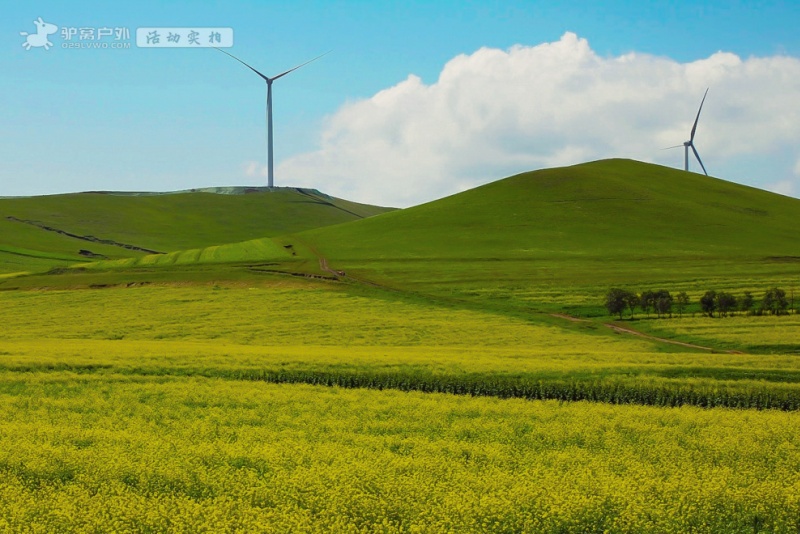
top-left (2, 0), bottom-right (799, 207)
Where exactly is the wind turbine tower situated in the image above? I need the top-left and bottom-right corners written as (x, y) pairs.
top-left (666, 88), bottom-right (710, 175)
top-left (215, 48), bottom-right (327, 188)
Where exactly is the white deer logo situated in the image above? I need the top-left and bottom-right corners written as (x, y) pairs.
top-left (20, 17), bottom-right (58, 51)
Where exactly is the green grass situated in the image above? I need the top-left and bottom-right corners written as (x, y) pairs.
top-left (284, 159), bottom-right (800, 319)
top-left (301, 159), bottom-right (800, 261)
top-left (9, 160), bottom-right (798, 311)
top-left (0, 188), bottom-right (393, 274)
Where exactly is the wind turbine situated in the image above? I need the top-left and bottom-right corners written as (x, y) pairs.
top-left (665, 88), bottom-right (709, 175)
top-left (215, 48), bottom-right (328, 188)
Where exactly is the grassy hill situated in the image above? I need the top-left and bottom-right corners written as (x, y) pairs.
top-left (0, 188), bottom-right (393, 274)
top-left (291, 159), bottom-right (800, 313)
top-left (6, 159), bottom-right (799, 313)
top-left (301, 159), bottom-right (799, 260)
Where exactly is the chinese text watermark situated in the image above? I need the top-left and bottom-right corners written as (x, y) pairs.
top-left (21, 18), bottom-right (233, 52)
top-left (136, 28), bottom-right (233, 48)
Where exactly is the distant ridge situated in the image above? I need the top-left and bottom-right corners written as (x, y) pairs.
top-left (0, 186), bottom-right (392, 274)
top-left (0, 186), bottom-right (333, 200)
top-left (84, 186), bottom-right (334, 200)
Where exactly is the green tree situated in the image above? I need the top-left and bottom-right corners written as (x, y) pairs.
top-left (700, 290), bottom-right (717, 318)
top-left (624, 292), bottom-right (639, 319)
top-left (740, 291), bottom-right (754, 314)
top-left (640, 290), bottom-right (656, 318)
top-left (762, 287), bottom-right (788, 315)
top-left (716, 292), bottom-right (737, 317)
top-left (605, 288), bottom-right (630, 320)
top-left (654, 290), bottom-right (673, 318)
top-left (675, 292), bottom-right (690, 318)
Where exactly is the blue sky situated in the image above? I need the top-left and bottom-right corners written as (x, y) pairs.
top-left (2, 1), bottom-right (799, 206)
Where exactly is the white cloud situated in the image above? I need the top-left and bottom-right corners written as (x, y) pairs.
top-left (280, 32), bottom-right (800, 207)
top-left (768, 158), bottom-right (800, 197)
top-left (768, 180), bottom-right (796, 197)
top-left (242, 160), bottom-right (266, 179)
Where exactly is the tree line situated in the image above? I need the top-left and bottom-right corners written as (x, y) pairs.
top-left (604, 287), bottom-right (794, 319)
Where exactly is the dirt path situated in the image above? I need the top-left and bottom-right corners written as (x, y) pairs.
top-left (549, 313), bottom-right (743, 353)
top-left (318, 256), bottom-right (339, 277)
top-left (550, 313), bottom-right (589, 323)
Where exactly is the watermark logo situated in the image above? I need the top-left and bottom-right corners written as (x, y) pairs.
top-left (18, 19), bottom-right (232, 52)
top-left (61, 25), bottom-right (132, 49)
top-left (136, 28), bottom-right (233, 48)
top-left (20, 17), bottom-right (58, 51)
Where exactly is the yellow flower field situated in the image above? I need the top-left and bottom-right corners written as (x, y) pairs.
top-left (2, 284), bottom-right (800, 531)
top-left (0, 375), bottom-right (799, 533)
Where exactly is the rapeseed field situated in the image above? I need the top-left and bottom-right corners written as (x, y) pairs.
top-left (0, 376), bottom-right (799, 533)
top-left (2, 283), bottom-right (800, 531)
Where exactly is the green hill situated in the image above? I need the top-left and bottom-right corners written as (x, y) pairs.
top-left (0, 188), bottom-right (393, 274)
top-left (291, 159), bottom-right (800, 311)
top-left (301, 159), bottom-right (799, 261)
top-left (7, 159), bottom-right (799, 312)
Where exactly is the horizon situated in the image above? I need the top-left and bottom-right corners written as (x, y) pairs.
top-left (3, 158), bottom-right (799, 209)
top-left (2, 1), bottom-right (799, 207)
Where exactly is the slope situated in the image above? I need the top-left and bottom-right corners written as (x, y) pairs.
top-left (0, 188), bottom-right (393, 274)
top-left (293, 159), bottom-right (800, 312)
top-left (301, 159), bottom-right (799, 260)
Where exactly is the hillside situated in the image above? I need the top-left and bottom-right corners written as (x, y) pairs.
top-left (6, 159), bottom-right (799, 308)
top-left (299, 159), bottom-right (800, 262)
top-left (286, 159), bottom-right (800, 312)
top-left (0, 188), bottom-right (393, 274)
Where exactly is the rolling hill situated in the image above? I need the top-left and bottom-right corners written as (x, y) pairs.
top-left (299, 159), bottom-right (800, 262)
top-left (283, 159), bottom-right (800, 313)
top-left (5, 159), bottom-right (799, 312)
top-left (0, 187), bottom-right (393, 274)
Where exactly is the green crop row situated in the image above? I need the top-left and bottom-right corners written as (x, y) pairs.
top-left (208, 369), bottom-right (800, 411)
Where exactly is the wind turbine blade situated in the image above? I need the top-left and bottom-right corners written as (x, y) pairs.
top-left (213, 47), bottom-right (269, 81)
top-left (271, 51), bottom-right (331, 81)
top-left (662, 145), bottom-right (684, 150)
top-left (691, 144), bottom-right (708, 175)
top-left (690, 87), bottom-right (709, 142)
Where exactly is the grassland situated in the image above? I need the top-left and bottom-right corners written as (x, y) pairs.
top-left (288, 159), bottom-right (800, 322)
top-left (0, 188), bottom-right (392, 274)
top-left (2, 159), bottom-right (800, 530)
top-left (301, 159), bottom-right (800, 262)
